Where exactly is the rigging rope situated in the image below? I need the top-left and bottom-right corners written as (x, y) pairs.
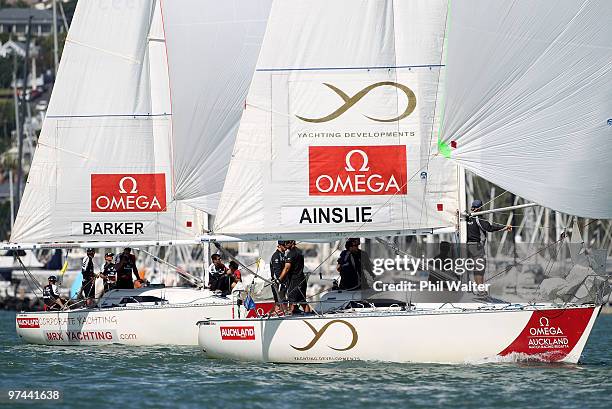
top-left (484, 235), bottom-right (568, 284)
top-left (212, 242), bottom-right (273, 285)
top-left (480, 190), bottom-right (509, 209)
top-left (15, 255), bottom-right (44, 306)
top-left (134, 247), bottom-right (203, 287)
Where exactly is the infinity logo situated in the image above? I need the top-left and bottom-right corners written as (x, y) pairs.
top-left (290, 319), bottom-right (358, 351)
top-left (296, 81), bottom-right (417, 123)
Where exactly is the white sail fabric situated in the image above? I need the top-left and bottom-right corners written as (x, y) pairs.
top-left (11, 0), bottom-right (202, 243)
top-left (160, 0), bottom-right (273, 214)
top-left (440, 0), bottom-right (612, 219)
top-left (214, 0), bottom-right (459, 239)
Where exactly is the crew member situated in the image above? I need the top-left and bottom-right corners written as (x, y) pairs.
top-left (207, 254), bottom-right (228, 291)
top-left (337, 239), bottom-right (360, 290)
top-left (279, 240), bottom-right (311, 314)
top-left (466, 199), bottom-right (512, 289)
top-left (115, 248), bottom-right (141, 289)
top-left (42, 275), bottom-right (64, 310)
top-left (215, 260), bottom-right (237, 296)
top-left (231, 270), bottom-right (244, 293)
top-left (101, 252), bottom-right (117, 291)
top-left (337, 238), bottom-right (374, 290)
top-left (80, 248), bottom-right (96, 305)
top-left (270, 241), bottom-right (287, 304)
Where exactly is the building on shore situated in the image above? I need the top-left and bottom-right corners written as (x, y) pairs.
top-left (0, 7), bottom-right (63, 38)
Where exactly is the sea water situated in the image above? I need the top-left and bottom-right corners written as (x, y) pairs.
top-left (0, 311), bottom-right (610, 409)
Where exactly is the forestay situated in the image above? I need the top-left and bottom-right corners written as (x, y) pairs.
top-left (440, 0), bottom-right (612, 219)
top-left (214, 0), bottom-right (459, 240)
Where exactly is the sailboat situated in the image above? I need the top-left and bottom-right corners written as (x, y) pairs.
top-left (8, 0), bottom-right (277, 346)
top-left (197, 0), bottom-right (611, 363)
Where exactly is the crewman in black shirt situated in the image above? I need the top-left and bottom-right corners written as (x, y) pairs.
top-left (270, 241), bottom-right (287, 305)
top-left (101, 252), bottom-right (117, 292)
top-left (115, 248), bottom-right (141, 289)
top-left (279, 240), bottom-right (311, 314)
top-left (215, 261), bottom-right (237, 296)
top-left (466, 199), bottom-right (512, 288)
top-left (80, 248), bottom-right (96, 306)
top-left (207, 254), bottom-right (228, 291)
top-left (337, 239), bottom-right (365, 290)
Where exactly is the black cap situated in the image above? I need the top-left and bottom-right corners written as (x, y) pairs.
top-left (105, 252), bottom-right (114, 257)
top-left (124, 247), bottom-right (132, 252)
top-left (277, 240), bottom-right (285, 246)
top-left (48, 275), bottom-right (57, 281)
top-left (86, 248), bottom-right (95, 252)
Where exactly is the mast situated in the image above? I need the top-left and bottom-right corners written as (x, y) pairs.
top-left (16, 16), bottom-right (32, 214)
top-left (52, 0), bottom-right (59, 76)
top-left (457, 165), bottom-right (467, 243)
top-left (11, 50), bottom-right (20, 223)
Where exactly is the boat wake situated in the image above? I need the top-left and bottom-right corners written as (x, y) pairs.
top-left (466, 351), bottom-right (574, 365)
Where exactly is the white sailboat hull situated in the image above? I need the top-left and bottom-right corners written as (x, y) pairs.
top-left (16, 303), bottom-right (234, 346)
top-left (198, 304), bottom-right (600, 364)
top-left (15, 287), bottom-right (275, 346)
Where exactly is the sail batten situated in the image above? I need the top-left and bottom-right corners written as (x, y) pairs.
top-left (45, 114), bottom-right (172, 118)
top-left (255, 64), bottom-right (445, 72)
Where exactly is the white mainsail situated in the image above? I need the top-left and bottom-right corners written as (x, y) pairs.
top-left (10, 0), bottom-right (273, 244)
top-left (440, 0), bottom-right (612, 219)
top-left (214, 0), bottom-right (459, 240)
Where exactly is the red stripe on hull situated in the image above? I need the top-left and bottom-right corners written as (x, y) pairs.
top-left (499, 307), bottom-right (594, 361)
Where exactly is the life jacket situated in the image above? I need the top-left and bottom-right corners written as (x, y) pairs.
top-left (270, 251), bottom-right (285, 278)
top-left (42, 284), bottom-right (58, 305)
top-left (103, 263), bottom-right (117, 282)
top-left (81, 256), bottom-right (95, 280)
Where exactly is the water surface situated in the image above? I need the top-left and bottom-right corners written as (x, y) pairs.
top-left (1, 311), bottom-right (610, 409)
